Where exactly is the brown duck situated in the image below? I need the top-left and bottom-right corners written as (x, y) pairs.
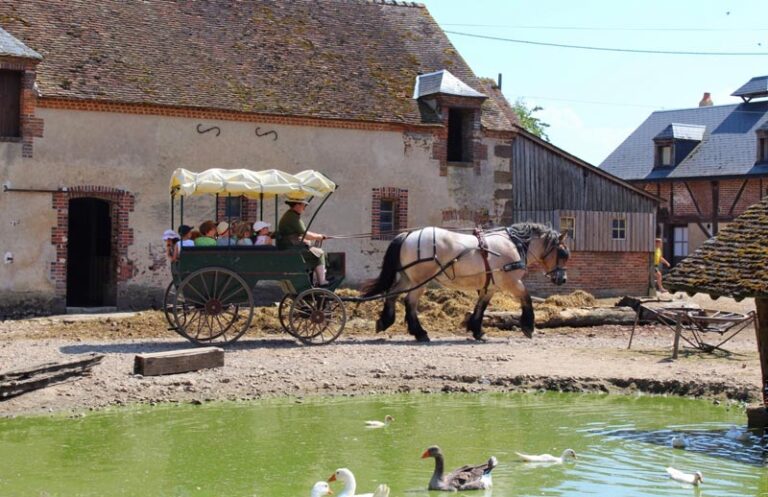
top-left (421, 445), bottom-right (497, 491)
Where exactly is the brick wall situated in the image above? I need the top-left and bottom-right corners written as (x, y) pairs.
top-left (523, 251), bottom-right (651, 298)
top-left (51, 187), bottom-right (135, 307)
top-left (642, 178), bottom-right (768, 223)
top-left (0, 55), bottom-right (43, 157)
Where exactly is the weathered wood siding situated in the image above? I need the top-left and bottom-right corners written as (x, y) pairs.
top-left (507, 210), bottom-right (655, 252)
top-left (509, 134), bottom-right (657, 213)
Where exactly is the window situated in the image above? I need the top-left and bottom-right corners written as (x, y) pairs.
top-left (611, 218), bottom-right (626, 240)
top-left (0, 70), bottom-right (22, 138)
top-left (559, 216), bottom-right (575, 241)
top-left (372, 187), bottom-right (408, 240)
top-left (758, 135), bottom-right (768, 162)
top-left (673, 226), bottom-right (689, 260)
top-left (224, 196), bottom-right (241, 218)
top-left (447, 108), bottom-right (473, 162)
top-left (656, 144), bottom-right (672, 167)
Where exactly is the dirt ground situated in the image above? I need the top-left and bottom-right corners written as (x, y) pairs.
top-left (0, 290), bottom-right (760, 418)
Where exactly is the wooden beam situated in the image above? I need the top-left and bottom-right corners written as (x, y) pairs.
top-left (756, 298), bottom-right (768, 407)
top-left (711, 180), bottom-right (719, 235)
top-left (728, 179), bottom-right (749, 215)
top-left (134, 347), bottom-right (224, 376)
top-left (1, 354), bottom-right (104, 400)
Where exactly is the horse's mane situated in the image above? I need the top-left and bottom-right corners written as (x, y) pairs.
top-left (505, 222), bottom-right (561, 249)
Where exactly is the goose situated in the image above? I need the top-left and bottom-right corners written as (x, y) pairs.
top-left (365, 415), bottom-right (394, 428)
top-left (671, 434), bottom-right (688, 448)
top-left (515, 448), bottom-right (577, 463)
top-left (328, 468), bottom-right (390, 497)
top-left (311, 481), bottom-right (333, 497)
top-left (666, 467), bottom-right (703, 486)
top-left (421, 445), bottom-right (497, 491)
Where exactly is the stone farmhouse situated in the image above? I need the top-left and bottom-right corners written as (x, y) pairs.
top-left (0, 0), bottom-right (657, 316)
top-left (601, 78), bottom-right (768, 266)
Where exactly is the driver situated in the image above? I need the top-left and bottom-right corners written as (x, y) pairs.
top-left (277, 193), bottom-right (331, 286)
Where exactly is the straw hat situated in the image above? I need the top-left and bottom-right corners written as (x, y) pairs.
top-left (216, 221), bottom-right (230, 235)
top-left (285, 192), bottom-right (310, 205)
top-left (252, 220), bottom-right (271, 232)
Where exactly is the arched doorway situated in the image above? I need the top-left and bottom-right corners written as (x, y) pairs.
top-left (66, 197), bottom-right (116, 307)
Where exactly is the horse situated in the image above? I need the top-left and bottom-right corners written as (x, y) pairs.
top-left (360, 223), bottom-right (569, 342)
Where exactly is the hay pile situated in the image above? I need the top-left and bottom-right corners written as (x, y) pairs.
top-left (0, 289), bottom-right (598, 340)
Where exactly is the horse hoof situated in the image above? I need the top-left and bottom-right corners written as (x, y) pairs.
top-left (472, 331), bottom-right (486, 341)
top-left (522, 328), bottom-right (535, 339)
top-left (415, 333), bottom-right (431, 343)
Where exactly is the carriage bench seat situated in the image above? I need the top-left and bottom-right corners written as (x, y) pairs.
top-left (179, 245), bottom-right (279, 251)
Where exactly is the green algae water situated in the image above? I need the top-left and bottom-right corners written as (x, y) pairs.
top-left (0, 393), bottom-right (765, 497)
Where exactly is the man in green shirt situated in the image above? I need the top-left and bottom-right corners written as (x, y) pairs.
top-left (277, 194), bottom-right (330, 286)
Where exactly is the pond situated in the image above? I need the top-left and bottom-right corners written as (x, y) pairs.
top-left (0, 393), bottom-right (765, 497)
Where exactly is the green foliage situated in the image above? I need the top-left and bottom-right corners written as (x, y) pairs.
top-left (513, 98), bottom-right (550, 141)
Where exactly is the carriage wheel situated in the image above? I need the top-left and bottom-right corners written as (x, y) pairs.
top-left (278, 294), bottom-right (295, 333)
top-left (287, 288), bottom-right (346, 345)
top-left (172, 267), bottom-right (254, 345)
top-left (163, 281), bottom-right (187, 336)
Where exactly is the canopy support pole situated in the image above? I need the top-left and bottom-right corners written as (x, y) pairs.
top-left (171, 194), bottom-right (175, 230)
top-left (748, 298), bottom-right (768, 428)
top-left (301, 190), bottom-right (334, 243)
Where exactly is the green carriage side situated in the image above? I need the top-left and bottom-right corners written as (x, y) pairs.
top-left (163, 168), bottom-right (347, 346)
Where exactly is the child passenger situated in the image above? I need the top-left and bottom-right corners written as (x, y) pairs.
top-left (235, 222), bottom-right (253, 245)
top-left (252, 221), bottom-right (273, 246)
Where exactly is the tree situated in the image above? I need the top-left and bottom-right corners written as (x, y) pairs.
top-left (513, 98), bottom-right (550, 141)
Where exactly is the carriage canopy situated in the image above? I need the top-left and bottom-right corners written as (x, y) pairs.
top-left (170, 168), bottom-right (337, 198)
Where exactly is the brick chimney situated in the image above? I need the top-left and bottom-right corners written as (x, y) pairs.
top-left (699, 92), bottom-right (713, 107)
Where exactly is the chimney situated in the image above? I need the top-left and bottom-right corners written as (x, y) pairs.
top-left (699, 92), bottom-right (713, 107)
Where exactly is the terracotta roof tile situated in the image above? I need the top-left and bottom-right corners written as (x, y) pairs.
top-left (0, 0), bottom-right (513, 130)
top-left (666, 195), bottom-right (768, 300)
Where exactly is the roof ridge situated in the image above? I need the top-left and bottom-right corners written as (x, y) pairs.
top-left (327, 0), bottom-right (424, 7)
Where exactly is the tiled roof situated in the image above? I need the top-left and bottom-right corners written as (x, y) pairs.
top-left (666, 195), bottom-right (768, 300)
top-left (414, 70), bottom-right (486, 99)
top-left (731, 75), bottom-right (768, 100)
top-left (654, 123), bottom-right (705, 141)
top-left (0, 26), bottom-right (41, 59)
top-left (0, 0), bottom-right (514, 130)
top-left (601, 101), bottom-right (768, 180)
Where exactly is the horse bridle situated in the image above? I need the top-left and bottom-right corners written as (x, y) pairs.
top-left (542, 241), bottom-right (570, 278)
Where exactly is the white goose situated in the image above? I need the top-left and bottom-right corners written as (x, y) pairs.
top-left (365, 415), bottom-right (394, 428)
top-left (328, 468), bottom-right (390, 497)
top-left (516, 448), bottom-right (577, 463)
top-left (666, 467), bottom-right (703, 486)
top-left (725, 426), bottom-right (751, 442)
top-left (311, 481), bottom-right (333, 497)
top-left (670, 434), bottom-right (688, 449)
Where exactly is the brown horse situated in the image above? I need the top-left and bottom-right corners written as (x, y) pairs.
top-left (361, 223), bottom-right (569, 342)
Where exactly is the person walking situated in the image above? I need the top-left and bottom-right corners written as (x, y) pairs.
top-left (654, 238), bottom-right (671, 293)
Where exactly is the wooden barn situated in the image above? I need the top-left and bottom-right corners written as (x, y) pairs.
top-left (499, 129), bottom-right (659, 296)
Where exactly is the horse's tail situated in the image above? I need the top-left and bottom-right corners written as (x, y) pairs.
top-left (360, 232), bottom-right (408, 297)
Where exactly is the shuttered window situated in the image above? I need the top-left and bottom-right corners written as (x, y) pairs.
top-left (0, 70), bottom-right (21, 138)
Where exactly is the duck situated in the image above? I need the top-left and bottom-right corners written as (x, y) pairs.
top-left (666, 467), bottom-right (703, 486)
top-left (725, 426), bottom-right (751, 442)
top-left (671, 434), bottom-right (688, 449)
top-left (515, 448), bottom-right (577, 463)
top-left (328, 468), bottom-right (390, 497)
top-left (311, 481), bottom-right (333, 497)
top-left (365, 415), bottom-right (394, 428)
top-left (421, 445), bottom-right (497, 491)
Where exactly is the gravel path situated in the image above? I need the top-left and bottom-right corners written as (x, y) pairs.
top-left (0, 319), bottom-right (760, 417)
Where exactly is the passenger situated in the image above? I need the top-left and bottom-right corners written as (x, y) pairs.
top-left (195, 220), bottom-right (217, 246)
top-left (252, 221), bottom-right (272, 246)
top-left (189, 229), bottom-right (201, 244)
top-left (178, 225), bottom-right (195, 248)
top-left (277, 193), bottom-right (330, 286)
top-left (235, 222), bottom-right (254, 245)
top-left (163, 229), bottom-right (180, 261)
top-left (216, 221), bottom-right (237, 246)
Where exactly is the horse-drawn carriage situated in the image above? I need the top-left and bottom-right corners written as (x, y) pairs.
top-left (163, 168), bottom-right (347, 346)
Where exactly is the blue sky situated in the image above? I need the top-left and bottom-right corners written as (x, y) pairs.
top-left (419, 1), bottom-right (768, 165)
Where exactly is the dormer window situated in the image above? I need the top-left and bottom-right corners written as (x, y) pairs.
top-left (0, 70), bottom-right (22, 138)
top-left (653, 123), bottom-right (705, 169)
